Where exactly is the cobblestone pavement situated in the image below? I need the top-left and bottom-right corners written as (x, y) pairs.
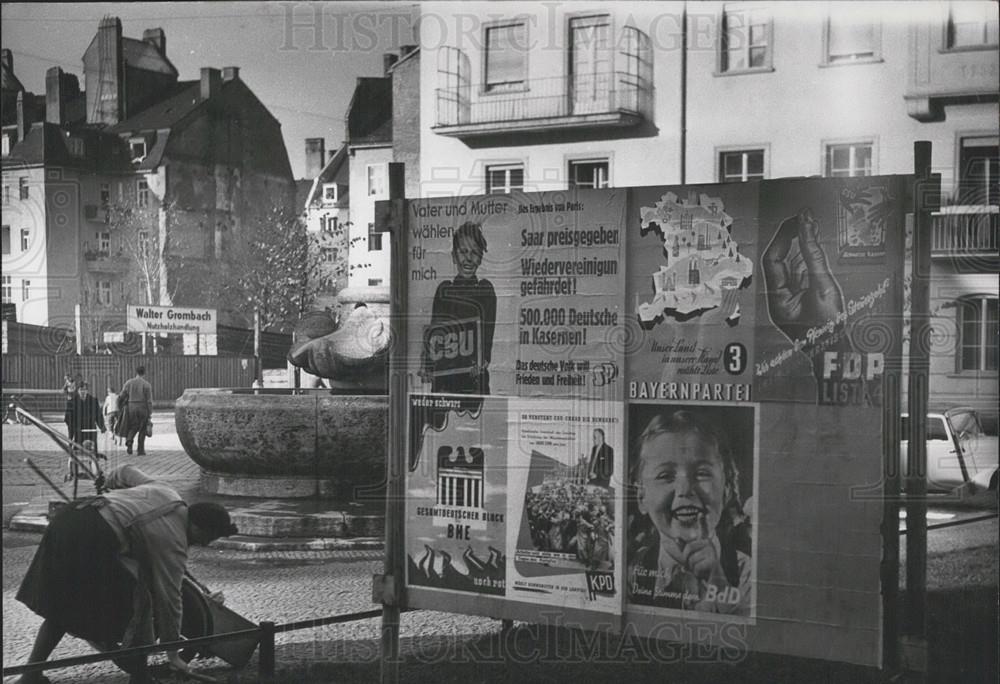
top-left (3, 417), bottom-right (996, 683)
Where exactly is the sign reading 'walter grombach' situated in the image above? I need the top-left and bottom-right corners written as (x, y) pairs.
top-left (127, 304), bottom-right (217, 335)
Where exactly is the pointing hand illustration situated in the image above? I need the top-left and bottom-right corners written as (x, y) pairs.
top-left (762, 208), bottom-right (845, 344)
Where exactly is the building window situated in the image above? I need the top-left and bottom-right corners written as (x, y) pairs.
top-left (98, 280), bottom-right (112, 305)
top-left (486, 164), bottom-right (524, 194)
top-left (136, 178), bottom-right (149, 207)
top-left (1, 275), bottom-right (11, 303)
top-left (322, 246), bottom-right (338, 262)
top-left (957, 295), bottom-right (998, 371)
top-left (138, 230), bottom-right (151, 258)
top-left (368, 278), bottom-right (384, 287)
top-left (569, 159), bottom-right (610, 189)
top-left (21, 279), bottom-right (30, 301)
top-left (66, 137), bottom-right (85, 157)
top-left (719, 149), bottom-right (766, 182)
top-left (2, 225), bottom-right (9, 255)
top-left (367, 164), bottom-right (385, 197)
top-left (20, 228), bottom-right (29, 252)
top-left (2, 184), bottom-right (9, 204)
top-left (19, 177), bottom-right (29, 200)
top-left (947, 2), bottom-right (999, 49)
top-left (100, 182), bottom-right (110, 207)
top-left (825, 12), bottom-right (880, 63)
top-left (368, 222), bottom-right (382, 251)
top-left (98, 231), bottom-right (111, 252)
top-left (437, 46), bottom-right (471, 126)
top-left (484, 21), bottom-right (527, 92)
top-left (1, 133), bottom-right (9, 156)
top-left (129, 138), bottom-right (147, 162)
top-left (826, 142), bottom-right (873, 177)
top-left (720, 5), bottom-right (772, 73)
top-left (322, 183), bottom-right (338, 203)
top-left (957, 135), bottom-right (999, 206)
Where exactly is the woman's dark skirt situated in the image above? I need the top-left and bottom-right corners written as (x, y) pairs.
top-left (16, 503), bottom-right (136, 645)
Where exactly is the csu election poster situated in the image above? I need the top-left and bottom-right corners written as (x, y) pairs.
top-left (406, 189), bottom-right (627, 400)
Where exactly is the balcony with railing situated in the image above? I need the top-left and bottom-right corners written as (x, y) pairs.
top-left (931, 205), bottom-right (999, 259)
top-left (433, 26), bottom-right (653, 140)
top-left (435, 71), bottom-right (653, 138)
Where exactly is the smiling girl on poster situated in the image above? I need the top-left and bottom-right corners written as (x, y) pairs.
top-left (627, 409), bottom-right (752, 615)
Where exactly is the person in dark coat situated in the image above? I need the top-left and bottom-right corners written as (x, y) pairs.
top-left (116, 366), bottom-right (153, 455)
top-left (61, 372), bottom-right (81, 438)
top-left (14, 465), bottom-right (238, 684)
top-left (587, 428), bottom-right (614, 488)
top-left (66, 383), bottom-right (106, 446)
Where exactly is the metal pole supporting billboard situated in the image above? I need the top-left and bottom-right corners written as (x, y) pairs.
top-left (379, 162), bottom-right (407, 684)
top-left (903, 140), bottom-right (936, 677)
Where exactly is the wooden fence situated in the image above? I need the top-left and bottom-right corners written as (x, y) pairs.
top-left (2, 355), bottom-right (257, 410)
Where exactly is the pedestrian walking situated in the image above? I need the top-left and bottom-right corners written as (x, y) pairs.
top-left (116, 366), bottom-right (153, 456)
top-left (14, 464), bottom-right (238, 684)
top-left (103, 386), bottom-right (120, 445)
top-left (61, 372), bottom-right (81, 438)
top-left (64, 383), bottom-right (106, 481)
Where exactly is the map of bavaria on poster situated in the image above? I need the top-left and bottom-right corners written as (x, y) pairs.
top-left (637, 193), bottom-right (753, 322)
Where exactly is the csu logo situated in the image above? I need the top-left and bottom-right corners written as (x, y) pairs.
top-left (423, 318), bottom-right (482, 377)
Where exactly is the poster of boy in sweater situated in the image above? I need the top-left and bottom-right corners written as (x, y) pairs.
top-left (421, 222), bottom-right (497, 395)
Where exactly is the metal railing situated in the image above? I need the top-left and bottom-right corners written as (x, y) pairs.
top-left (436, 71), bottom-right (652, 127)
top-left (1, 609), bottom-right (389, 681)
top-left (931, 205), bottom-right (999, 256)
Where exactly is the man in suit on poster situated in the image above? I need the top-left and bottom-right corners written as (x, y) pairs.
top-left (587, 428), bottom-right (614, 488)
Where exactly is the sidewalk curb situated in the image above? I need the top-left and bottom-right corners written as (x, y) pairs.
top-left (212, 536), bottom-right (384, 552)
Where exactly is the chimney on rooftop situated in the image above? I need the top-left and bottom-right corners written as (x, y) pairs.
top-left (143, 28), bottom-right (166, 56)
top-left (16, 91), bottom-right (27, 144)
top-left (383, 53), bottom-right (398, 74)
top-left (1, 49), bottom-right (12, 74)
top-left (46, 67), bottom-right (81, 125)
top-left (222, 66), bottom-right (240, 82)
top-left (200, 67), bottom-right (222, 100)
top-left (87, 16), bottom-right (124, 125)
top-left (305, 138), bottom-right (326, 180)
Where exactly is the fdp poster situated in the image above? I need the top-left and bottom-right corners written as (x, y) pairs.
top-left (505, 398), bottom-right (624, 614)
top-left (755, 176), bottom-right (906, 404)
top-left (406, 189), bottom-right (627, 400)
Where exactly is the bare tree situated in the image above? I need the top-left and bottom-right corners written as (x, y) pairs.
top-left (220, 204), bottom-right (326, 332)
top-left (106, 197), bottom-right (178, 307)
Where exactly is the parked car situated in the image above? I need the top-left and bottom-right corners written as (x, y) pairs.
top-left (901, 407), bottom-right (999, 495)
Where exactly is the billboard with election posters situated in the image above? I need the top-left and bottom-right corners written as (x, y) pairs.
top-left (398, 177), bottom-right (908, 666)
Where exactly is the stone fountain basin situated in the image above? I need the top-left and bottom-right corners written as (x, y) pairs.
top-left (175, 388), bottom-right (387, 498)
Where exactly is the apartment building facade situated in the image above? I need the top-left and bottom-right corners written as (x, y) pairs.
top-left (416, 1), bottom-right (997, 410)
top-left (2, 18), bottom-right (296, 350)
top-left (340, 46), bottom-right (421, 310)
